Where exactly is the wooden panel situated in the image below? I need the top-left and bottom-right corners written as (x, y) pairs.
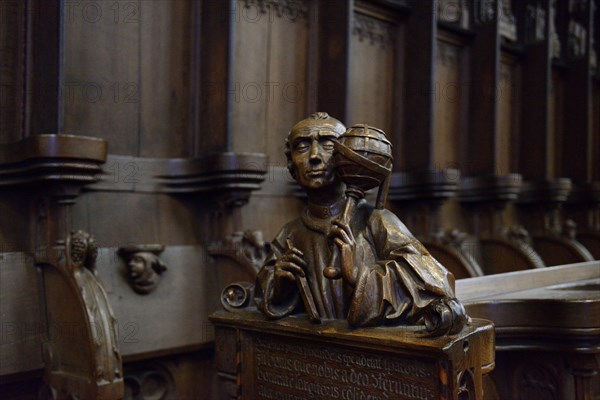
top-left (561, 0), bottom-right (594, 182)
top-left (402, 0), bottom-right (435, 171)
top-left (497, 55), bottom-right (520, 175)
top-left (549, 69), bottom-right (565, 179)
top-left (96, 246), bottom-right (219, 357)
top-left (139, 0), bottom-right (192, 158)
top-left (348, 13), bottom-right (395, 134)
top-left (231, 1), bottom-right (270, 155)
top-left (198, 0), bottom-right (235, 154)
top-left (317, 0), bottom-right (352, 122)
top-left (465, 2), bottom-right (500, 176)
top-left (83, 192), bottom-right (159, 247)
top-left (434, 39), bottom-right (462, 169)
top-left (0, 193), bottom-right (31, 252)
top-left (0, 0), bottom-right (26, 143)
top-left (240, 165), bottom-right (304, 240)
top-left (0, 253), bottom-right (44, 376)
top-left (264, 6), bottom-right (310, 166)
top-left (243, 195), bottom-right (304, 242)
top-left (518, 0), bottom-right (552, 180)
top-left (63, 0), bottom-right (141, 154)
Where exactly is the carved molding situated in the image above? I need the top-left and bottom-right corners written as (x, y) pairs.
top-left (499, 0), bottom-right (517, 41)
top-left (526, 1), bottom-right (547, 44)
top-left (88, 152), bottom-right (268, 208)
top-left (437, 0), bottom-right (469, 28)
top-left (123, 363), bottom-right (176, 400)
top-left (241, 0), bottom-right (308, 22)
top-left (118, 245), bottom-right (167, 295)
top-left (353, 13), bottom-right (395, 49)
top-left (459, 174), bottom-right (523, 203)
top-left (567, 0), bottom-right (589, 60)
top-left (389, 170), bottom-right (461, 202)
top-left (474, 0), bottom-right (496, 25)
top-left (0, 134), bottom-right (107, 189)
top-left (457, 369), bottom-right (476, 400)
top-left (513, 362), bottom-right (560, 399)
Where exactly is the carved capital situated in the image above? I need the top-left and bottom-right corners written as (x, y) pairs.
top-left (353, 14), bottom-right (395, 49)
top-left (241, 0), bottom-right (308, 22)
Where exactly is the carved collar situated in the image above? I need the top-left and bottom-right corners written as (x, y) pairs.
top-left (307, 197), bottom-right (345, 219)
top-left (302, 197), bottom-right (346, 234)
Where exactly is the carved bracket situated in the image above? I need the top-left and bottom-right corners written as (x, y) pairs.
top-left (0, 134), bottom-right (107, 202)
top-left (517, 179), bottom-right (596, 265)
top-left (118, 245), bottom-right (167, 295)
top-left (42, 230), bottom-right (123, 399)
top-left (459, 175), bottom-right (549, 273)
top-left (208, 229), bottom-right (271, 277)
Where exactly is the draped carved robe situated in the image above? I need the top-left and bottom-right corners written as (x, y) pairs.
top-left (255, 200), bottom-right (457, 327)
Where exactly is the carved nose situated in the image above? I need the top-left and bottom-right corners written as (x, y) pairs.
top-left (309, 141), bottom-right (320, 162)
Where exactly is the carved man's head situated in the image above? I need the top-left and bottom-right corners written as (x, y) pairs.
top-left (127, 252), bottom-right (167, 294)
top-left (285, 112), bottom-right (346, 190)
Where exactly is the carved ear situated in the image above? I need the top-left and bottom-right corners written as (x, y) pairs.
top-left (153, 257), bottom-right (167, 273)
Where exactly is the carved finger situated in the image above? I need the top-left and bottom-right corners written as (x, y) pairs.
top-left (334, 238), bottom-right (356, 285)
top-left (287, 246), bottom-right (305, 258)
top-left (332, 220), bottom-right (355, 241)
top-left (275, 269), bottom-right (296, 282)
top-left (285, 253), bottom-right (307, 269)
top-left (331, 225), bottom-right (353, 246)
top-left (277, 261), bottom-right (306, 277)
top-left (285, 239), bottom-right (305, 258)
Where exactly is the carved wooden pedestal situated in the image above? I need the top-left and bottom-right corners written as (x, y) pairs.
top-left (211, 310), bottom-right (494, 400)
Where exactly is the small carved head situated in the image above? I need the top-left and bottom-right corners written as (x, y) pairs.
top-left (126, 252), bottom-right (167, 294)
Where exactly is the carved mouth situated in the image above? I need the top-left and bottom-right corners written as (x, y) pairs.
top-left (307, 170), bottom-right (326, 177)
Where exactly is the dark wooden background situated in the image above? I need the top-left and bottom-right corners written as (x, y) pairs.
top-left (1, 0), bottom-right (598, 398)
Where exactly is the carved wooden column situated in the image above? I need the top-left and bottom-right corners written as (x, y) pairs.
top-left (0, 135), bottom-right (123, 399)
top-left (0, 0), bottom-right (124, 396)
top-left (515, 0), bottom-right (594, 266)
top-left (389, 0), bottom-right (482, 279)
top-left (459, 0), bottom-right (545, 275)
top-left (560, 0), bottom-right (600, 259)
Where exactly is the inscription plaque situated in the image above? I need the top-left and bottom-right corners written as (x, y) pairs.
top-left (211, 310), bottom-right (495, 400)
top-left (249, 334), bottom-right (438, 400)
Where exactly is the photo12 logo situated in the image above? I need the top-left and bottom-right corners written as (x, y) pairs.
top-left (65, 1), bottom-right (140, 24)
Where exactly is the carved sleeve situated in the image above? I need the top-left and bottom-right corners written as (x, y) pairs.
top-left (346, 208), bottom-right (466, 334)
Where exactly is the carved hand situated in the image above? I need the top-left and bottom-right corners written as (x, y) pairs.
top-left (274, 240), bottom-right (308, 288)
top-left (330, 221), bottom-right (357, 285)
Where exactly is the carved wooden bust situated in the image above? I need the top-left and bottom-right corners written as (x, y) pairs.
top-left (254, 113), bottom-right (468, 336)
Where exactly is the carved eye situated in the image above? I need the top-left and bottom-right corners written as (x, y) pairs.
top-left (294, 140), bottom-right (311, 152)
top-left (320, 139), bottom-right (335, 151)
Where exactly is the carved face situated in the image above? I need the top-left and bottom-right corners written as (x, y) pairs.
top-left (289, 127), bottom-right (339, 190)
top-left (128, 255), bottom-right (148, 279)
